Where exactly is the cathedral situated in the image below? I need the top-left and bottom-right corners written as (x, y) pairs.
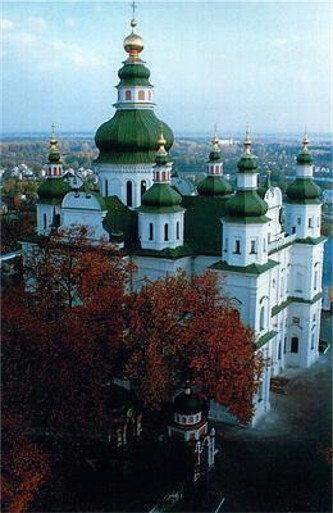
top-left (26, 13), bottom-right (325, 424)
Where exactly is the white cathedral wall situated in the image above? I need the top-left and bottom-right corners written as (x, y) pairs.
top-left (289, 242), bottom-right (324, 301)
top-left (138, 211), bottom-right (185, 250)
top-left (96, 163), bottom-right (153, 207)
top-left (37, 203), bottom-right (57, 235)
top-left (284, 203), bottom-right (322, 239)
top-left (130, 255), bottom-right (193, 290)
top-left (61, 209), bottom-right (109, 240)
top-left (222, 221), bottom-right (268, 267)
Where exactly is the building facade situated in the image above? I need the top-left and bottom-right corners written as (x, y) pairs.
top-left (29, 15), bottom-right (325, 424)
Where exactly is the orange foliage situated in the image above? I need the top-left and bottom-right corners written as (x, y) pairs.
top-left (124, 270), bottom-right (263, 424)
top-left (1, 414), bottom-right (49, 513)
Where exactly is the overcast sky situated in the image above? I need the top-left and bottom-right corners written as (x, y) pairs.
top-left (2, 1), bottom-right (332, 136)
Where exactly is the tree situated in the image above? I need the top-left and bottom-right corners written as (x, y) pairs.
top-left (2, 225), bottom-right (134, 438)
top-left (1, 414), bottom-right (49, 513)
top-left (123, 270), bottom-right (263, 424)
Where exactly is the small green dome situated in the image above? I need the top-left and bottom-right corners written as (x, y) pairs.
top-left (209, 147), bottom-right (221, 162)
top-left (140, 183), bottom-right (182, 208)
top-left (286, 177), bottom-right (321, 201)
top-left (237, 154), bottom-right (258, 173)
top-left (197, 175), bottom-right (232, 196)
top-left (38, 177), bottom-right (72, 202)
top-left (296, 150), bottom-right (313, 165)
top-left (118, 61), bottom-right (152, 87)
top-left (173, 390), bottom-right (204, 415)
top-left (225, 190), bottom-right (268, 218)
top-left (95, 110), bottom-right (174, 165)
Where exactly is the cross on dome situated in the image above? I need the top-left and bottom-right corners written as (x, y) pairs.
top-left (302, 126), bottom-right (309, 150)
top-left (244, 124), bottom-right (252, 154)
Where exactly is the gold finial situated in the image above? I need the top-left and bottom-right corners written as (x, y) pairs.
top-left (302, 125), bottom-right (309, 150)
top-left (50, 123), bottom-right (57, 146)
top-left (158, 124), bottom-right (166, 148)
top-left (244, 124), bottom-right (252, 155)
top-left (211, 124), bottom-right (220, 151)
top-left (123, 2), bottom-right (144, 61)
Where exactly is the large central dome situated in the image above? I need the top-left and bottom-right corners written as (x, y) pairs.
top-left (95, 111), bottom-right (173, 164)
top-left (94, 16), bottom-right (174, 165)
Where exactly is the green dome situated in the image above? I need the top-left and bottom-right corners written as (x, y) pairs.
top-left (296, 150), bottom-right (313, 165)
top-left (197, 175), bottom-right (233, 196)
top-left (117, 61), bottom-right (152, 87)
top-left (237, 154), bottom-right (258, 173)
top-left (225, 190), bottom-right (268, 218)
top-left (286, 177), bottom-right (321, 202)
top-left (48, 148), bottom-right (61, 163)
top-left (95, 110), bottom-right (174, 165)
top-left (173, 390), bottom-right (204, 415)
top-left (209, 148), bottom-right (221, 162)
top-left (38, 177), bottom-right (72, 202)
top-left (140, 183), bottom-right (182, 209)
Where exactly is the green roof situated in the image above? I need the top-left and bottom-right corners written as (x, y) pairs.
top-left (95, 110), bottom-right (174, 164)
top-left (38, 177), bottom-right (72, 202)
top-left (297, 150), bottom-right (313, 165)
top-left (286, 177), bottom-right (321, 202)
top-left (197, 175), bottom-right (233, 197)
top-left (181, 195), bottom-right (230, 255)
top-left (256, 330), bottom-right (278, 349)
top-left (103, 196), bottom-right (139, 249)
top-left (117, 61), bottom-right (152, 87)
top-left (237, 154), bottom-right (258, 172)
top-left (139, 183), bottom-right (183, 211)
top-left (224, 190), bottom-right (268, 218)
top-left (210, 258), bottom-right (279, 275)
top-left (271, 292), bottom-right (323, 316)
top-left (173, 391), bottom-right (203, 415)
top-left (295, 235), bottom-right (326, 245)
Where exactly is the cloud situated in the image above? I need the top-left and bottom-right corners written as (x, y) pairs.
top-left (271, 37), bottom-right (288, 48)
top-left (0, 19), bottom-right (14, 31)
top-left (65, 18), bottom-right (76, 28)
top-left (27, 16), bottom-right (48, 31)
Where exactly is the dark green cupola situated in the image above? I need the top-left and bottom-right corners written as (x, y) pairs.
top-left (38, 127), bottom-right (71, 204)
top-left (224, 129), bottom-right (268, 220)
top-left (138, 130), bottom-right (183, 213)
top-left (197, 131), bottom-right (233, 197)
top-left (286, 133), bottom-right (321, 204)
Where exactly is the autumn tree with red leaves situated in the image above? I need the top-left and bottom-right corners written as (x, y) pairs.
top-left (1, 414), bottom-right (49, 513)
top-left (2, 225), bottom-right (134, 438)
top-left (124, 270), bottom-right (263, 424)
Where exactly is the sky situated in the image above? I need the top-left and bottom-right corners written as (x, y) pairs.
top-left (1, 1), bottom-right (332, 136)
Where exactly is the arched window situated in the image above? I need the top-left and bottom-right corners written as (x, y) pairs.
top-left (291, 336), bottom-right (299, 353)
top-left (148, 90), bottom-right (151, 101)
top-left (105, 179), bottom-right (109, 197)
top-left (311, 333), bottom-right (315, 350)
top-left (141, 180), bottom-right (147, 198)
top-left (295, 272), bottom-right (302, 292)
top-left (260, 306), bottom-right (265, 331)
top-left (314, 271), bottom-right (318, 290)
top-left (138, 90), bottom-right (145, 100)
top-left (149, 223), bottom-right (154, 241)
top-left (164, 223), bottom-right (169, 241)
top-left (156, 171), bottom-right (160, 181)
top-left (126, 181), bottom-right (133, 207)
top-left (125, 90), bottom-right (132, 100)
top-left (43, 213), bottom-right (47, 229)
top-left (278, 342), bottom-right (282, 360)
top-left (176, 221), bottom-right (180, 239)
top-left (162, 171), bottom-right (166, 181)
top-left (215, 165), bottom-right (219, 173)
